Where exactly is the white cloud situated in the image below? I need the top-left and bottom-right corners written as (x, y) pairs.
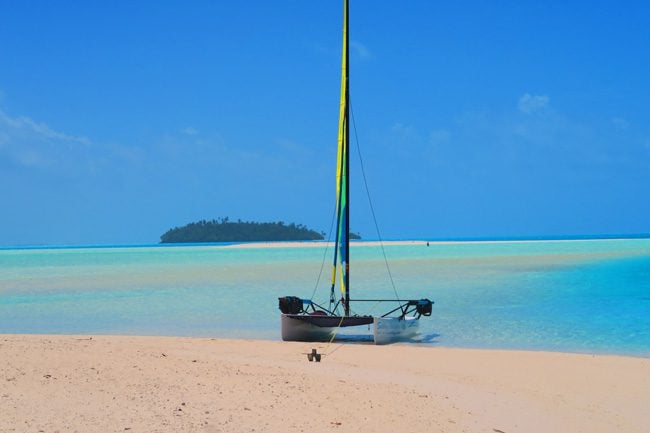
top-left (0, 109), bottom-right (102, 173)
top-left (518, 93), bottom-right (549, 114)
top-left (351, 40), bottom-right (371, 59)
top-left (0, 110), bottom-right (90, 145)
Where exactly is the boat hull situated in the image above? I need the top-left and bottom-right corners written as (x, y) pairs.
top-left (281, 314), bottom-right (336, 342)
top-left (373, 316), bottom-right (420, 345)
top-left (282, 314), bottom-right (420, 344)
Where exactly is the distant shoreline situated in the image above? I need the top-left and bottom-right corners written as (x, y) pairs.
top-left (219, 237), bottom-right (650, 249)
top-left (1, 235), bottom-right (650, 250)
top-left (219, 240), bottom-right (426, 248)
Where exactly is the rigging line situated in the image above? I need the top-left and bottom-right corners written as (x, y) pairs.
top-left (323, 314), bottom-right (347, 357)
top-left (350, 102), bottom-right (403, 307)
top-left (309, 196), bottom-right (339, 304)
top-left (366, 300), bottom-right (383, 316)
top-left (325, 340), bottom-right (347, 357)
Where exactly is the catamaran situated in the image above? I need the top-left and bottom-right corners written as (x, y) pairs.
top-left (278, 0), bottom-right (433, 344)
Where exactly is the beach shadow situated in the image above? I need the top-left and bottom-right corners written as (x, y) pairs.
top-left (331, 332), bottom-right (441, 345)
top-left (418, 333), bottom-right (440, 344)
top-left (333, 334), bottom-right (375, 344)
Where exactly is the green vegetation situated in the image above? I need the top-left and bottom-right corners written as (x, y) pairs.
top-left (160, 218), bottom-right (326, 243)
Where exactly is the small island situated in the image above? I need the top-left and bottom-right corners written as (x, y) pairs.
top-left (160, 218), bottom-right (362, 243)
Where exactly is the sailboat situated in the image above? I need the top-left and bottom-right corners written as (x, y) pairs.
top-left (278, 0), bottom-right (433, 345)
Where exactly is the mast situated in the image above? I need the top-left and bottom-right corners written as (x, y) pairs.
top-left (330, 0), bottom-right (350, 317)
top-left (343, 0), bottom-right (350, 316)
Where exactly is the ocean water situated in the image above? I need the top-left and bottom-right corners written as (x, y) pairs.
top-left (1, 239), bottom-right (649, 356)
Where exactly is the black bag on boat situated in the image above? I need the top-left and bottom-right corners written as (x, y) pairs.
top-left (278, 296), bottom-right (303, 314)
top-left (416, 299), bottom-right (433, 316)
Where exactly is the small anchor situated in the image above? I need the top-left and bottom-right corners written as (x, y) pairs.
top-left (307, 348), bottom-right (322, 362)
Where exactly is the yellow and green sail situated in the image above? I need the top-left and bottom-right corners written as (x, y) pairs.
top-left (330, 0), bottom-right (350, 316)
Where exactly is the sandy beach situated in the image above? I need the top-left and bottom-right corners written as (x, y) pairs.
top-left (1, 335), bottom-right (648, 433)
top-left (219, 240), bottom-right (428, 249)
top-left (218, 238), bottom-right (645, 249)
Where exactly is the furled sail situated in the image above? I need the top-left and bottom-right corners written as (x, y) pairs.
top-left (330, 0), bottom-right (350, 316)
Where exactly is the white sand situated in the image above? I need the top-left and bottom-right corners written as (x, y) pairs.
top-left (218, 238), bottom-right (646, 249)
top-left (219, 240), bottom-right (427, 249)
top-left (1, 334), bottom-right (648, 433)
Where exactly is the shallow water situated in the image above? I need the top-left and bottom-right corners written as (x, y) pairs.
top-left (1, 239), bottom-right (649, 356)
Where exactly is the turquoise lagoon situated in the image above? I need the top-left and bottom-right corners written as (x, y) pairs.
top-left (1, 239), bottom-right (649, 356)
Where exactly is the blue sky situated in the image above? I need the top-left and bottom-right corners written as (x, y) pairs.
top-left (1, 0), bottom-right (649, 246)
